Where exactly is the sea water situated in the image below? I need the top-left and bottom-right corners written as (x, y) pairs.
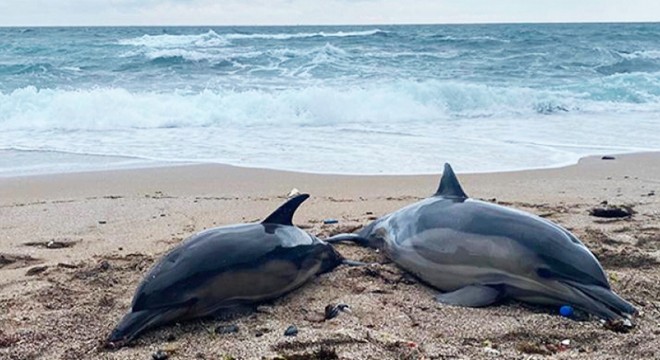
top-left (1, 23), bottom-right (659, 176)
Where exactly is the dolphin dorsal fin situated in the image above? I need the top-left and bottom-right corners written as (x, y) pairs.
top-left (262, 193), bottom-right (310, 226)
top-left (434, 163), bottom-right (468, 198)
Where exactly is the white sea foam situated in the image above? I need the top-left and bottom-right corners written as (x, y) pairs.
top-left (118, 30), bottom-right (230, 48)
top-left (118, 29), bottom-right (385, 49)
top-left (0, 79), bottom-right (659, 175)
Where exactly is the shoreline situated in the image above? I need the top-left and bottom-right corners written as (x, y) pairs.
top-left (1, 148), bottom-right (658, 179)
top-left (1, 151), bottom-right (658, 359)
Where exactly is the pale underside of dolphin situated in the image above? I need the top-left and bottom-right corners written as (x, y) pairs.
top-left (107, 194), bottom-right (345, 348)
top-left (328, 164), bottom-right (636, 326)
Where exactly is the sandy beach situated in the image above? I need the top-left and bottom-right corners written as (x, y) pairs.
top-left (1, 152), bottom-right (659, 359)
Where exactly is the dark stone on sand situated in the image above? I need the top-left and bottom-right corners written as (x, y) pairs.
top-left (601, 156), bottom-right (616, 160)
top-left (98, 220), bottom-right (107, 224)
top-left (589, 206), bottom-right (634, 218)
top-left (152, 350), bottom-right (169, 360)
top-left (215, 324), bottom-right (239, 334)
top-left (98, 260), bottom-right (111, 271)
top-left (323, 218), bottom-right (339, 224)
top-left (284, 325), bottom-right (299, 336)
top-left (25, 266), bottom-right (48, 276)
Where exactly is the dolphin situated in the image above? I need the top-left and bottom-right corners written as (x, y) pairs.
top-left (327, 164), bottom-right (636, 327)
top-left (106, 194), bottom-right (346, 348)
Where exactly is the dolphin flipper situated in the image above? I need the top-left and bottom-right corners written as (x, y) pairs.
top-left (435, 285), bottom-right (502, 307)
top-left (325, 233), bottom-right (371, 247)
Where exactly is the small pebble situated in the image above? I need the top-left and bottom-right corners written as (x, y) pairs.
top-left (98, 260), bottom-right (111, 271)
top-left (601, 156), bottom-right (616, 160)
top-left (215, 324), bottom-right (239, 334)
top-left (98, 220), bottom-right (107, 224)
top-left (323, 218), bottom-right (339, 224)
top-left (152, 350), bottom-right (169, 360)
top-left (284, 325), bottom-right (298, 336)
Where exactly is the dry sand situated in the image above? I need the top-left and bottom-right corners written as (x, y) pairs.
top-left (0, 153), bottom-right (659, 359)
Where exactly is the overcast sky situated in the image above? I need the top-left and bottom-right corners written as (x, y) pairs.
top-left (1, 0), bottom-right (659, 27)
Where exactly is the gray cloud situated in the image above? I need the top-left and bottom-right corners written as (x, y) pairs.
top-left (0, 0), bottom-right (658, 26)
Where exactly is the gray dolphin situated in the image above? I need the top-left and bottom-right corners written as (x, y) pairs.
top-left (328, 164), bottom-right (636, 327)
top-left (107, 194), bottom-right (345, 348)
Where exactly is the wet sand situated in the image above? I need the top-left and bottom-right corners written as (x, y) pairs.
top-left (1, 153), bottom-right (659, 359)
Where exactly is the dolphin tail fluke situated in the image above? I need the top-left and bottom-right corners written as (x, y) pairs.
top-left (106, 309), bottom-right (169, 349)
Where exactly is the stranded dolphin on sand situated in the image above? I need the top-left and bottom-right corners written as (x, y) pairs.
top-left (107, 194), bottom-right (347, 348)
top-left (328, 163), bottom-right (637, 327)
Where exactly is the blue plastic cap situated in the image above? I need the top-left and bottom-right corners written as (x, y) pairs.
top-left (559, 305), bottom-right (574, 317)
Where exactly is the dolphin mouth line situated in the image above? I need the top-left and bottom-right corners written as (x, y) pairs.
top-left (559, 280), bottom-right (635, 321)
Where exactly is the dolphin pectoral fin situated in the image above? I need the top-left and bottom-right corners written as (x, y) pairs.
top-left (325, 233), bottom-right (370, 247)
top-left (435, 285), bottom-right (502, 307)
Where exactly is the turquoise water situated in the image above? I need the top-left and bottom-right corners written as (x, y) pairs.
top-left (1, 24), bottom-right (659, 176)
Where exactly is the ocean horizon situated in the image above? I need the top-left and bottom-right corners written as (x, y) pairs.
top-left (1, 23), bottom-right (659, 177)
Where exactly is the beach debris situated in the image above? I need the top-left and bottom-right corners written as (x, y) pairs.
top-left (215, 324), bottom-right (239, 334)
top-left (589, 205), bottom-right (634, 218)
top-left (57, 262), bottom-right (79, 269)
top-left (601, 156), bottom-right (616, 160)
top-left (559, 305), bottom-right (574, 318)
top-left (255, 328), bottom-right (271, 337)
top-left (25, 265), bottom-right (48, 276)
top-left (560, 339), bottom-right (571, 349)
top-left (604, 318), bottom-right (634, 333)
top-left (24, 240), bottom-right (77, 249)
top-left (271, 347), bottom-right (339, 360)
top-left (0, 330), bottom-right (20, 348)
top-left (284, 325), bottom-right (299, 337)
top-left (98, 220), bottom-right (107, 225)
top-left (323, 218), bottom-right (339, 225)
top-left (0, 253), bottom-right (41, 269)
top-left (98, 295), bottom-right (115, 308)
top-left (287, 188), bottom-right (301, 198)
top-left (98, 260), bottom-right (111, 271)
top-left (152, 350), bottom-right (169, 360)
top-left (516, 341), bottom-right (553, 355)
top-left (324, 303), bottom-right (351, 320)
